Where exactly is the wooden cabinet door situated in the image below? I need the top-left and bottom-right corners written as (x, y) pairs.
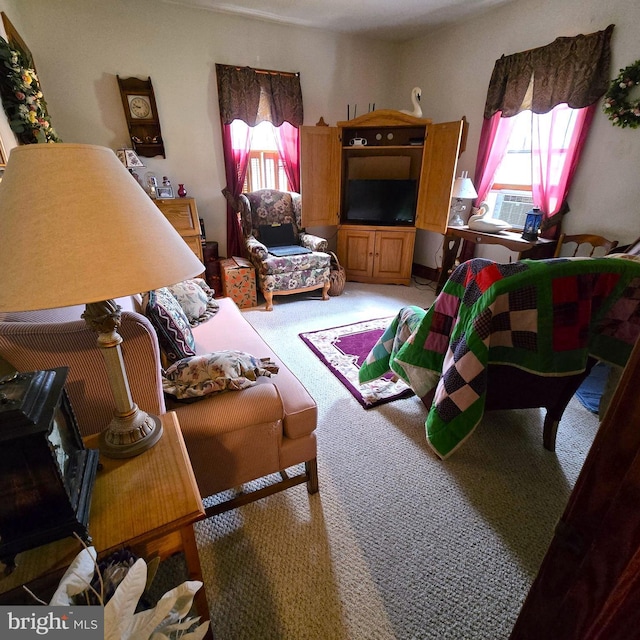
top-left (415, 120), bottom-right (464, 234)
top-left (373, 229), bottom-right (416, 283)
top-left (300, 125), bottom-right (341, 228)
top-left (337, 227), bottom-right (375, 279)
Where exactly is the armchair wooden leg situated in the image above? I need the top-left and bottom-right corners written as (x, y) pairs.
top-left (543, 415), bottom-right (559, 451)
top-left (321, 281), bottom-right (330, 301)
top-left (306, 457), bottom-right (319, 494)
top-left (264, 290), bottom-right (273, 311)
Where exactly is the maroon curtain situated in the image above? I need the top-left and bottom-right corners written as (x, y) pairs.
top-left (216, 64), bottom-right (303, 256)
top-left (274, 121), bottom-right (300, 193)
top-left (220, 123), bottom-right (252, 258)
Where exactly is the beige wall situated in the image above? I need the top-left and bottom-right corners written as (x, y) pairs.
top-left (0, 0), bottom-right (399, 251)
top-left (1, 0), bottom-right (638, 269)
top-left (400, 0), bottom-right (640, 266)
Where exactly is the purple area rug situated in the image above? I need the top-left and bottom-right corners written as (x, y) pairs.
top-left (299, 317), bottom-right (414, 409)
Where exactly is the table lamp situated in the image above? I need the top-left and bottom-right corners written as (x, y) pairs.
top-left (0, 143), bottom-right (204, 458)
top-left (115, 147), bottom-right (145, 188)
top-left (449, 171), bottom-right (478, 226)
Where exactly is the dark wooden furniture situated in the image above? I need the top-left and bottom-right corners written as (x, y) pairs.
top-left (511, 335), bottom-right (640, 638)
top-left (437, 226), bottom-right (555, 293)
top-left (117, 75), bottom-right (165, 158)
top-left (0, 367), bottom-right (98, 568)
top-left (486, 360), bottom-right (597, 451)
top-left (420, 357), bottom-right (596, 452)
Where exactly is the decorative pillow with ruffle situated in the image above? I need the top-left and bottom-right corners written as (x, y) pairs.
top-left (162, 350), bottom-right (279, 400)
top-left (143, 288), bottom-right (196, 364)
top-left (167, 278), bottom-right (219, 326)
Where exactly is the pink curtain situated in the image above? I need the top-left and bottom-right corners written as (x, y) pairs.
top-left (473, 111), bottom-right (518, 204)
top-left (221, 121), bottom-right (252, 258)
top-left (274, 121), bottom-right (300, 193)
top-left (531, 103), bottom-right (596, 231)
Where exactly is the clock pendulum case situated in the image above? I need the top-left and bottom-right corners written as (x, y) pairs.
top-left (0, 367), bottom-right (99, 570)
top-left (117, 75), bottom-right (166, 158)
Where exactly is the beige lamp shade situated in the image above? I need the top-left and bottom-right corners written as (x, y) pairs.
top-left (451, 170), bottom-right (478, 199)
top-left (0, 143), bottom-right (204, 312)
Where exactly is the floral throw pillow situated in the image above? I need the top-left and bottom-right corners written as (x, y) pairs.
top-left (162, 350), bottom-right (279, 400)
top-left (143, 288), bottom-right (196, 364)
top-left (167, 278), bottom-right (219, 326)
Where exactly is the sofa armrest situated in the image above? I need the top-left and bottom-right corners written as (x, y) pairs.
top-left (299, 232), bottom-right (328, 252)
top-left (246, 235), bottom-right (269, 260)
top-left (0, 310), bottom-right (165, 437)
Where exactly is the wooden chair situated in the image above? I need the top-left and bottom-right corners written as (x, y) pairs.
top-left (553, 233), bottom-right (618, 258)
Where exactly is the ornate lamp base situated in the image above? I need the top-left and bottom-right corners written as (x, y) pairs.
top-left (83, 300), bottom-right (164, 459)
top-left (99, 406), bottom-right (163, 459)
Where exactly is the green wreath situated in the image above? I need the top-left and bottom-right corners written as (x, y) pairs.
top-left (602, 59), bottom-right (640, 129)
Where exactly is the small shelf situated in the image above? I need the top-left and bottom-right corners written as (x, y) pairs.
top-left (117, 75), bottom-right (165, 158)
top-left (342, 145), bottom-right (423, 150)
top-left (132, 142), bottom-right (164, 156)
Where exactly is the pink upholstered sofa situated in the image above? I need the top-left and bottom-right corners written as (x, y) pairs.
top-left (0, 296), bottom-right (318, 516)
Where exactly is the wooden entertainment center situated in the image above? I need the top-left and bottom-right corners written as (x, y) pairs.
top-left (301, 110), bottom-right (465, 284)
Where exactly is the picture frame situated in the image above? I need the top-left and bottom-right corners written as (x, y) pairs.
top-left (155, 186), bottom-right (174, 199)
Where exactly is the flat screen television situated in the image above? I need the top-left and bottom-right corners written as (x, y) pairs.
top-left (345, 179), bottom-right (418, 226)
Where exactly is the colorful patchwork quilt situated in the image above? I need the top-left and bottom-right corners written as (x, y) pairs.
top-left (359, 256), bottom-right (640, 459)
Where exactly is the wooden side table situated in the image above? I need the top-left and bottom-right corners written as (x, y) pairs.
top-left (436, 225), bottom-right (556, 293)
top-left (0, 412), bottom-right (211, 636)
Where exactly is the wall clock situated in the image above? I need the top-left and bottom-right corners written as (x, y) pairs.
top-left (128, 94), bottom-right (153, 120)
top-left (0, 367), bottom-right (99, 570)
top-left (117, 75), bottom-right (165, 158)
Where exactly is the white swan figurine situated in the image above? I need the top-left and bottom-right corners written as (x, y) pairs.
top-left (400, 87), bottom-right (422, 118)
top-left (467, 202), bottom-right (512, 233)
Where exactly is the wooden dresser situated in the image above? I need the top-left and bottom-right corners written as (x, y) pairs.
top-left (154, 197), bottom-right (204, 262)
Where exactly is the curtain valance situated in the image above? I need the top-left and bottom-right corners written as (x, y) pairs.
top-left (484, 24), bottom-right (614, 118)
top-left (215, 63), bottom-right (303, 127)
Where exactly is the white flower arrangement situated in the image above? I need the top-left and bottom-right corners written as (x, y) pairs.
top-left (47, 547), bottom-right (210, 640)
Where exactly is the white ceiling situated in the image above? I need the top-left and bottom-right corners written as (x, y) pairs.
top-left (163, 0), bottom-right (516, 42)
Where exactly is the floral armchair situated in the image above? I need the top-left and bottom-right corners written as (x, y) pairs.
top-left (238, 189), bottom-right (331, 310)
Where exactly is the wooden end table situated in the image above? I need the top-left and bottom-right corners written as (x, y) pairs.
top-left (436, 225), bottom-right (556, 293)
top-left (0, 411), bottom-right (211, 637)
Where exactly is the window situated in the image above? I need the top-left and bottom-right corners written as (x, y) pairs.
top-left (245, 151), bottom-right (289, 192)
top-left (487, 104), bottom-right (583, 229)
top-left (231, 120), bottom-right (291, 193)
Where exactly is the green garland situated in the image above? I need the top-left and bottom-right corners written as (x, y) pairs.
top-left (602, 59), bottom-right (640, 129)
top-left (0, 36), bottom-right (61, 144)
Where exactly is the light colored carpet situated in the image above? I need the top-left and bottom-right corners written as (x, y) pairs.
top-left (192, 280), bottom-right (599, 640)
